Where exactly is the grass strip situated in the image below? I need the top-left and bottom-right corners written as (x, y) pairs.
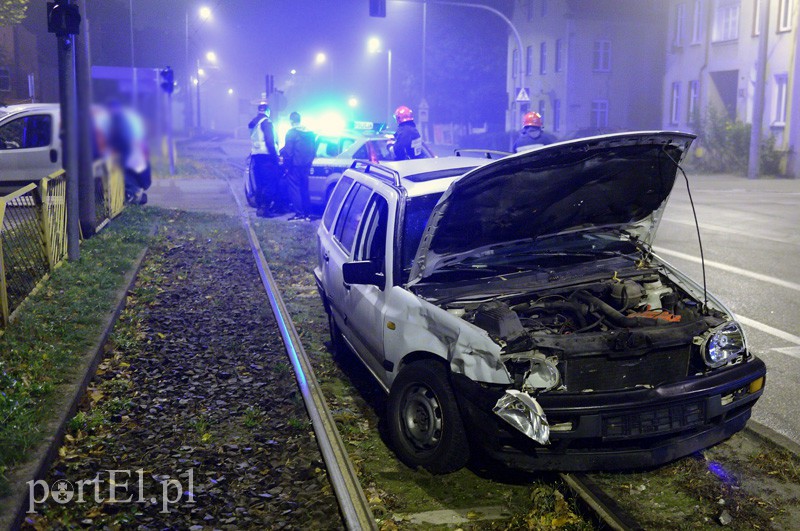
top-left (0, 207), bottom-right (163, 501)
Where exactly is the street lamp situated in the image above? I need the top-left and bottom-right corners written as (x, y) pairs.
top-left (368, 37), bottom-right (392, 125)
top-left (185, 5), bottom-right (213, 132)
top-left (196, 50), bottom-right (218, 131)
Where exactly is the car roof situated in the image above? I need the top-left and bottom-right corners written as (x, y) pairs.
top-left (0, 103), bottom-right (60, 119)
top-left (353, 156), bottom-right (494, 198)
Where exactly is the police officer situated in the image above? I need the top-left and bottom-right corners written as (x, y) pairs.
top-left (248, 102), bottom-right (280, 216)
top-left (392, 105), bottom-right (424, 160)
top-left (513, 111), bottom-right (558, 153)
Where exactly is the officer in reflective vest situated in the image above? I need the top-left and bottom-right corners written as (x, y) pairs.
top-left (248, 103), bottom-right (280, 215)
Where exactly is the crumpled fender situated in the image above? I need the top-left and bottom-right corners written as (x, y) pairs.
top-left (384, 287), bottom-right (511, 385)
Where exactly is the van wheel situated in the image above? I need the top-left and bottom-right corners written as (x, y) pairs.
top-left (387, 360), bottom-right (469, 474)
top-left (328, 314), bottom-right (347, 360)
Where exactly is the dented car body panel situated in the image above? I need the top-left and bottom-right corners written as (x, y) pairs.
top-left (314, 132), bottom-right (766, 472)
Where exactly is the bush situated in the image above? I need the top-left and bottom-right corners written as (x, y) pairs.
top-left (690, 106), bottom-right (781, 175)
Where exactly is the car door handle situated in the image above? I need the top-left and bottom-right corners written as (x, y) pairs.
top-left (323, 251), bottom-right (329, 263)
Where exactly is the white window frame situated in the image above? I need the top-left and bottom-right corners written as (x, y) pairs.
top-left (692, 0), bottom-right (704, 43)
top-left (773, 73), bottom-right (788, 125)
top-left (592, 40), bottom-right (611, 72)
top-left (591, 100), bottom-right (609, 128)
top-left (539, 42), bottom-right (547, 75)
top-left (688, 80), bottom-right (700, 123)
top-left (778, 0), bottom-right (793, 32)
top-left (674, 3), bottom-right (687, 46)
top-left (512, 49), bottom-right (519, 79)
top-left (753, 0), bottom-right (762, 35)
top-left (712, 0), bottom-right (740, 42)
top-left (670, 82), bottom-right (681, 125)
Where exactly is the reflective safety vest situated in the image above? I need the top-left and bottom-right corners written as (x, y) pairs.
top-left (250, 116), bottom-right (270, 154)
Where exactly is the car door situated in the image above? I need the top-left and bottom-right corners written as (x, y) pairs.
top-left (0, 111), bottom-right (60, 185)
top-left (322, 181), bottom-right (373, 350)
top-left (343, 193), bottom-right (392, 377)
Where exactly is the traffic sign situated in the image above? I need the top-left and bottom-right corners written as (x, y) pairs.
top-left (516, 88), bottom-right (530, 102)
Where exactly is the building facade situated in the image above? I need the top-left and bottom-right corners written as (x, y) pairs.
top-left (0, 25), bottom-right (40, 105)
top-left (663, 0), bottom-right (798, 177)
top-left (508, 0), bottom-right (668, 138)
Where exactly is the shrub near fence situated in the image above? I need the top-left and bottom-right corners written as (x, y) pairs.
top-left (0, 162), bottom-right (125, 329)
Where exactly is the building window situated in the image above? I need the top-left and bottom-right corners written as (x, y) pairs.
top-left (692, 0), bottom-right (704, 43)
top-left (688, 80), bottom-right (700, 123)
top-left (527, 0), bottom-right (534, 21)
top-left (0, 68), bottom-right (10, 92)
top-left (773, 73), bottom-right (788, 125)
top-left (778, 0), bottom-right (793, 32)
top-left (539, 42), bottom-right (547, 74)
top-left (512, 49), bottom-right (519, 79)
top-left (553, 99), bottom-right (561, 132)
top-left (591, 100), bottom-right (609, 128)
top-left (526, 46), bottom-right (533, 76)
top-left (712, 0), bottom-right (740, 42)
top-left (541, 0), bottom-right (548, 17)
top-left (538, 99), bottom-right (546, 118)
top-left (670, 82), bottom-right (681, 124)
top-left (674, 3), bottom-right (686, 46)
top-left (753, 0), bottom-right (762, 35)
top-left (555, 39), bottom-right (564, 72)
top-left (593, 40), bottom-right (611, 71)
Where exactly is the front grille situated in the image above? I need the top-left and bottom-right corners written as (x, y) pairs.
top-left (563, 347), bottom-right (691, 392)
top-left (603, 400), bottom-right (705, 439)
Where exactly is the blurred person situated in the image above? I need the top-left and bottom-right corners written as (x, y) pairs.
top-left (248, 102), bottom-right (280, 216)
top-left (107, 100), bottom-right (151, 204)
top-left (392, 105), bottom-right (424, 160)
top-left (513, 111), bottom-right (557, 153)
top-left (280, 112), bottom-right (317, 221)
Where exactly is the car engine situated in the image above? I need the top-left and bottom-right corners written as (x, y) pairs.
top-left (456, 273), bottom-right (738, 393)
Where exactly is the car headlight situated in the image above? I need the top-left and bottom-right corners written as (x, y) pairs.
top-left (703, 321), bottom-right (746, 368)
top-left (493, 390), bottom-right (550, 444)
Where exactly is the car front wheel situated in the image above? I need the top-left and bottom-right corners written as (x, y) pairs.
top-left (387, 360), bottom-right (469, 474)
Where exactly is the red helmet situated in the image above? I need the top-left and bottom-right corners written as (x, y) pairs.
top-left (394, 105), bottom-right (414, 124)
top-left (522, 111), bottom-right (543, 128)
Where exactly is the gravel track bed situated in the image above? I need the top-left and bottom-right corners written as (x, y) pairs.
top-left (24, 211), bottom-right (343, 530)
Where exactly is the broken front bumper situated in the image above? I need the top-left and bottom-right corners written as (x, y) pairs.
top-left (453, 356), bottom-right (766, 471)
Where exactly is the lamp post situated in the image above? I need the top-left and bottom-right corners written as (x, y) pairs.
top-left (195, 50), bottom-right (217, 132)
top-left (368, 37), bottom-right (392, 125)
top-left (185, 5), bottom-right (212, 133)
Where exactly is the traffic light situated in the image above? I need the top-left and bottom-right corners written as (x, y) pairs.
top-left (369, 0), bottom-right (386, 17)
top-left (160, 66), bottom-right (174, 94)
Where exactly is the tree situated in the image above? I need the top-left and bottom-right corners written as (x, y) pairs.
top-left (0, 0), bottom-right (30, 26)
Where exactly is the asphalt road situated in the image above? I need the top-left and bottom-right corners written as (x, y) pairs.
top-left (653, 172), bottom-right (800, 444)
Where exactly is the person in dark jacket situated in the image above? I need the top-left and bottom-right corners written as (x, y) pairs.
top-left (513, 111), bottom-right (558, 153)
top-left (392, 105), bottom-right (424, 160)
top-left (280, 112), bottom-right (316, 221)
top-left (248, 103), bottom-right (280, 216)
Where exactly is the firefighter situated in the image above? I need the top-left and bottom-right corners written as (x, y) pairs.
top-left (392, 105), bottom-right (424, 160)
top-left (248, 102), bottom-right (280, 216)
top-left (513, 111), bottom-right (557, 153)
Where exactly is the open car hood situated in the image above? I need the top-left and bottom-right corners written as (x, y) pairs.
top-left (409, 131), bottom-right (695, 285)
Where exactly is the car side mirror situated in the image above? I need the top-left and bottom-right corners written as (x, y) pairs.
top-left (343, 260), bottom-right (385, 290)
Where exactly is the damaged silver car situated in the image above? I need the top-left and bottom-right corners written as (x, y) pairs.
top-left (314, 132), bottom-right (766, 474)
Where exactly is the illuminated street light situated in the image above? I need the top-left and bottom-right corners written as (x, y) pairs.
top-left (368, 37), bottom-right (392, 125)
top-left (205, 50), bottom-right (218, 64)
top-left (348, 97), bottom-right (358, 108)
top-left (199, 6), bottom-right (212, 21)
top-left (228, 88), bottom-right (234, 95)
top-left (315, 52), bottom-right (327, 65)
top-left (290, 68), bottom-right (297, 75)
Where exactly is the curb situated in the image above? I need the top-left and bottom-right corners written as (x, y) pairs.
top-left (745, 419), bottom-right (800, 458)
top-left (0, 245), bottom-right (150, 531)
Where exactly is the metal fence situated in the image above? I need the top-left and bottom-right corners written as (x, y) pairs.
top-left (0, 162), bottom-right (125, 329)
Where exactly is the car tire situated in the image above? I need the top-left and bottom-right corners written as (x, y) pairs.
top-left (387, 360), bottom-right (470, 474)
top-left (245, 158), bottom-right (258, 208)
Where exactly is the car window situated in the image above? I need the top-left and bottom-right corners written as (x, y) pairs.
top-left (400, 192), bottom-right (443, 282)
top-left (322, 175), bottom-right (354, 230)
top-left (352, 144), bottom-right (369, 160)
top-left (0, 114), bottom-right (52, 150)
top-left (333, 183), bottom-right (372, 254)
top-left (340, 138), bottom-right (355, 152)
top-left (372, 140), bottom-right (393, 161)
top-left (354, 195), bottom-right (389, 267)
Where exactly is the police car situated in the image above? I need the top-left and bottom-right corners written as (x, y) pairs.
top-left (309, 122), bottom-right (434, 207)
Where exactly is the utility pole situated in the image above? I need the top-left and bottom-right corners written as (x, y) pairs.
top-left (76, 16), bottom-right (96, 236)
top-left (47, 0), bottom-right (81, 260)
top-left (748, 0), bottom-right (770, 179)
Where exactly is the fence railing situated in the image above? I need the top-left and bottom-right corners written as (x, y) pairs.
top-left (0, 161), bottom-right (125, 329)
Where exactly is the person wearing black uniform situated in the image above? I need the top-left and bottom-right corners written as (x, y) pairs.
top-left (281, 112), bottom-right (316, 221)
top-left (513, 111), bottom-right (558, 153)
top-left (392, 105), bottom-right (424, 160)
top-left (248, 103), bottom-right (280, 216)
